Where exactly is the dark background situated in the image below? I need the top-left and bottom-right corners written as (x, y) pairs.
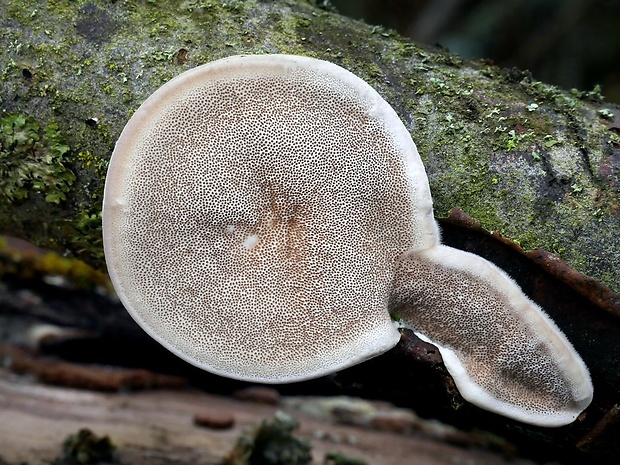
top-left (332, 0), bottom-right (620, 104)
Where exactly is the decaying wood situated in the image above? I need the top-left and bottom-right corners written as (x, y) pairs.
top-left (0, 370), bottom-right (538, 465)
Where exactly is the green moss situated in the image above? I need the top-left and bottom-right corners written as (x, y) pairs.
top-left (54, 428), bottom-right (118, 465)
top-left (0, 236), bottom-right (110, 291)
top-left (570, 84), bottom-right (605, 104)
top-left (325, 452), bottom-right (368, 465)
top-left (70, 209), bottom-right (104, 264)
top-left (224, 412), bottom-right (312, 465)
top-left (76, 150), bottom-right (108, 178)
top-left (0, 112), bottom-right (75, 204)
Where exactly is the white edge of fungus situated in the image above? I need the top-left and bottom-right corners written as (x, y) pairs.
top-left (149, 315), bottom-right (402, 384)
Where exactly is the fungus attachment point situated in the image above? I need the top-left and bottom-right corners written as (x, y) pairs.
top-left (103, 54), bottom-right (592, 427)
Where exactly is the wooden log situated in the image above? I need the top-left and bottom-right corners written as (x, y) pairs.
top-left (0, 0), bottom-right (618, 296)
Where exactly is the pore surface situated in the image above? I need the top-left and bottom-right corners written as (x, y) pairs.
top-left (103, 55), bottom-right (436, 382)
top-left (390, 245), bottom-right (593, 426)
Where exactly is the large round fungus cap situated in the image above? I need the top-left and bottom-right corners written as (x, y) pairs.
top-left (103, 54), bottom-right (437, 383)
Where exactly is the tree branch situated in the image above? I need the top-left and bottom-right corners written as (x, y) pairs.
top-left (1, 0), bottom-right (618, 297)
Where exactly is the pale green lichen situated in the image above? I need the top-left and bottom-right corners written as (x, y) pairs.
top-left (0, 236), bottom-right (111, 292)
top-left (0, 112), bottom-right (75, 204)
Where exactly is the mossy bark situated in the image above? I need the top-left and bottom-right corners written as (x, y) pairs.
top-left (1, 0), bottom-right (618, 294)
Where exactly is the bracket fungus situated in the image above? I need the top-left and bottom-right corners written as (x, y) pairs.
top-left (103, 54), bottom-right (592, 427)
